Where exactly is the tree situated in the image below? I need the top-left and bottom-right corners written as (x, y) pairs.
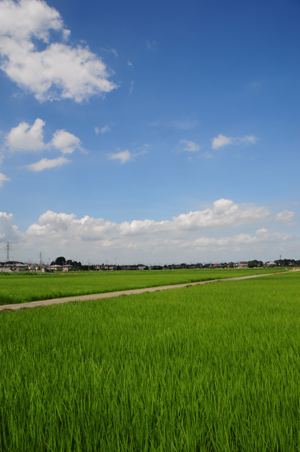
top-left (55, 256), bottom-right (66, 266)
top-left (248, 260), bottom-right (263, 268)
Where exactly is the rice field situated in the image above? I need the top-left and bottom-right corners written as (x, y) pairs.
top-left (1, 271), bottom-right (300, 451)
top-left (0, 267), bottom-right (284, 305)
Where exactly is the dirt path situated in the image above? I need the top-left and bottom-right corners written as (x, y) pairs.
top-left (2, 271), bottom-right (297, 311)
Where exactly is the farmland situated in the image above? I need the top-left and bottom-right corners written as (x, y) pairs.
top-left (1, 271), bottom-right (300, 451)
top-left (0, 267), bottom-right (284, 305)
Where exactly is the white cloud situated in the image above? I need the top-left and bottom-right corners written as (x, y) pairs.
top-left (0, 173), bottom-right (10, 187)
top-left (0, 0), bottom-right (63, 42)
top-left (108, 150), bottom-right (132, 163)
top-left (101, 125), bottom-right (110, 133)
top-left (95, 124), bottom-right (110, 134)
top-left (240, 135), bottom-right (257, 144)
top-left (127, 60), bottom-right (133, 67)
top-left (212, 134), bottom-right (233, 149)
top-left (100, 124), bottom-right (110, 134)
top-left (1, 199), bottom-right (298, 263)
top-left (26, 156), bottom-right (70, 172)
top-left (6, 118), bottom-right (45, 151)
top-left (275, 210), bottom-right (295, 225)
top-left (51, 129), bottom-right (81, 154)
top-left (6, 118), bottom-right (81, 155)
top-left (193, 229), bottom-right (289, 248)
top-left (0, 0), bottom-right (117, 102)
top-left (180, 139), bottom-right (200, 152)
top-left (255, 228), bottom-right (289, 242)
top-left (211, 134), bottom-right (258, 149)
top-left (4, 118), bottom-right (81, 175)
top-left (122, 198), bottom-right (270, 234)
top-left (0, 211), bottom-right (20, 240)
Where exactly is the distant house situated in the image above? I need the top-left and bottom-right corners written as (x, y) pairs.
top-left (0, 266), bottom-right (11, 272)
top-left (265, 261), bottom-right (276, 267)
top-left (238, 262), bottom-right (249, 268)
top-left (62, 265), bottom-right (73, 272)
top-left (51, 264), bottom-right (63, 271)
top-left (15, 263), bottom-right (27, 272)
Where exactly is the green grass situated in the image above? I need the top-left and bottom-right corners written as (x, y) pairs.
top-left (0, 267), bottom-right (285, 305)
top-left (1, 271), bottom-right (300, 451)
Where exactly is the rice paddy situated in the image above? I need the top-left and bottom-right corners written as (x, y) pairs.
top-left (1, 271), bottom-right (300, 451)
top-left (0, 267), bottom-right (284, 305)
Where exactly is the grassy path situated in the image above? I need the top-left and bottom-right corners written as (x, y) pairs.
top-left (0, 270), bottom-right (295, 311)
top-left (0, 268), bottom-right (287, 306)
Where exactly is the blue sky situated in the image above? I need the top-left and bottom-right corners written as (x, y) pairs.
top-left (0, 0), bottom-right (299, 264)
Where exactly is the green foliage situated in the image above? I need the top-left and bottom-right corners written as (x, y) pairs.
top-left (248, 260), bottom-right (264, 268)
top-left (0, 268), bottom-right (285, 305)
top-left (1, 272), bottom-right (300, 451)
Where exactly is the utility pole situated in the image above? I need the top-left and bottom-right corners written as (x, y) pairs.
top-left (5, 242), bottom-right (12, 262)
top-left (39, 252), bottom-right (43, 266)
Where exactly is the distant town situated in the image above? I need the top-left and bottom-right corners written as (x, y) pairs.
top-left (0, 257), bottom-right (299, 272)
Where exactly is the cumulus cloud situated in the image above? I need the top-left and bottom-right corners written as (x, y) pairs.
top-left (0, 173), bottom-right (10, 187)
top-left (29, 198), bottom-right (270, 240)
top-left (117, 199), bottom-right (270, 234)
top-left (212, 134), bottom-right (233, 149)
top-left (0, 211), bottom-right (20, 240)
top-left (194, 229), bottom-right (289, 248)
top-left (211, 134), bottom-right (257, 149)
top-left (6, 118), bottom-right (82, 157)
top-left (6, 118), bottom-right (46, 151)
top-left (1, 199), bottom-right (297, 262)
top-left (108, 150), bottom-right (132, 163)
top-left (51, 130), bottom-right (81, 154)
top-left (26, 156), bottom-right (70, 171)
top-left (275, 210), bottom-right (295, 225)
top-left (0, 0), bottom-right (117, 102)
top-left (180, 139), bottom-right (200, 152)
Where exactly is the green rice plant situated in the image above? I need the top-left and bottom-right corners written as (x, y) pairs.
top-left (0, 267), bottom-right (285, 305)
top-left (0, 272), bottom-right (299, 451)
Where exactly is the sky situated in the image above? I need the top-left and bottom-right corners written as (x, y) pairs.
top-left (0, 0), bottom-right (299, 265)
